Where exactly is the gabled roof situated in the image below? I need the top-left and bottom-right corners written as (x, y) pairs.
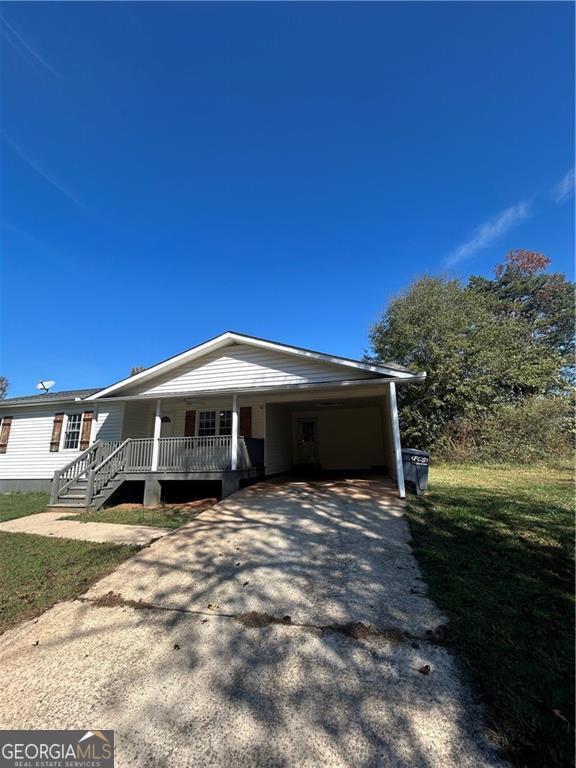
top-left (87, 331), bottom-right (419, 401)
top-left (0, 388), bottom-right (102, 407)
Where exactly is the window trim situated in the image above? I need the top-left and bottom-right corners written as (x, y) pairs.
top-left (196, 410), bottom-right (233, 437)
top-left (61, 413), bottom-right (84, 451)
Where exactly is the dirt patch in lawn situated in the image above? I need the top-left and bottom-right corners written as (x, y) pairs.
top-left (66, 499), bottom-right (218, 529)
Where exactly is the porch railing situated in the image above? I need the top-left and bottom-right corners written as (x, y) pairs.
top-left (127, 438), bottom-right (155, 472)
top-left (52, 436), bottom-right (264, 506)
top-left (156, 435), bottom-right (233, 471)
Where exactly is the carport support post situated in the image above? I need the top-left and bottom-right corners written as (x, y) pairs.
top-left (231, 394), bottom-right (238, 470)
top-left (150, 399), bottom-right (161, 472)
top-left (388, 382), bottom-right (406, 499)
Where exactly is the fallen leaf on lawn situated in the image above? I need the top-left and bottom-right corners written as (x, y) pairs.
top-left (418, 664), bottom-right (431, 675)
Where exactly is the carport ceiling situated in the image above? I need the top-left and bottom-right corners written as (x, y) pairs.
top-left (277, 397), bottom-right (383, 411)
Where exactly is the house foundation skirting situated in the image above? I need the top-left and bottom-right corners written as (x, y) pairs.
top-left (0, 479), bottom-right (52, 493)
top-left (137, 468), bottom-right (263, 506)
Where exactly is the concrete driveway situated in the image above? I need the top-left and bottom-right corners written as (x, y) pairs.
top-left (0, 478), bottom-right (506, 768)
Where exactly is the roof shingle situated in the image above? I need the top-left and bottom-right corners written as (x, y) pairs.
top-left (0, 388), bottom-right (102, 406)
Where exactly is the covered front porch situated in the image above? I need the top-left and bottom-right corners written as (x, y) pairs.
top-left (120, 394), bottom-right (263, 471)
top-left (51, 381), bottom-right (406, 510)
top-left (51, 394), bottom-right (265, 509)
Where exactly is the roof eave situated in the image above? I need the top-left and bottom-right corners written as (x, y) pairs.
top-left (90, 374), bottom-right (427, 403)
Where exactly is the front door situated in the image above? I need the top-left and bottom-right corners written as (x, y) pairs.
top-left (296, 418), bottom-right (318, 464)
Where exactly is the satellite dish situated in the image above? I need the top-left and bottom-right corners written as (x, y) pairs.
top-left (36, 380), bottom-right (55, 393)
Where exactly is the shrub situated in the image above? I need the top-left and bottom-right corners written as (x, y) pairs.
top-left (438, 395), bottom-right (575, 464)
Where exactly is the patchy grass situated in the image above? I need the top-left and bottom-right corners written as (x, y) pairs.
top-left (0, 532), bottom-right (139, 633)
top-left (65, 500), bottom-right (216, 529)
top-left (405, 464), bottom-right (574, 768)
top-left (0, 492), bottom-right (49, 523)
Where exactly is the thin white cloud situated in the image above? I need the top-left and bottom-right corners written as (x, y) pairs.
top-left (444, 201), bottom-right (531, 267)
top-left (4, 135), bottom-right (84, 207)
top-left (0, 15), bottom-right (57, 75)
top-left (551, 167), bottom-right (575, 204)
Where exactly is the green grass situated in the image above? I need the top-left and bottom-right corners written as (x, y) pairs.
top-left (0, 531), bottom-right (139, 633)
top-left (0, 492), bottom-right (49, 522)
top-left (405, 464), bottom-right (574, 768)
top-left (65, 504), bottom-right (205, 529)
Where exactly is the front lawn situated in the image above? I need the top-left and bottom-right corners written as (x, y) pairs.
top-left (65, 500), bottom-right (215, 529)
top-left (405, 464), bottom-right (574, 768)
top-left (0, 492), bottom-right (49, 522)
top-left (0, 531), bottom-right (139, 633)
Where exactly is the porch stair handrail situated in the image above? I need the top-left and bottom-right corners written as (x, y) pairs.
top-left (50, 440), bottom-right (126, 505)
top-left (51, 440), bottom-right (104, 503)
top-left (87, 438), bottom-right (132, 503)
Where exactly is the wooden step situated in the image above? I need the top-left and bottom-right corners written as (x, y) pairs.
top-left (48, 501), bottom-right (87, 508)
top-left (47, 504), bottom-right (87, 512)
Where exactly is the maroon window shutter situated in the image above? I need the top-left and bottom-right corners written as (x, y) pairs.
top-left (240, 407), bottom-right (252, 437)
top-left (79, 411), bottom-right (94, 451)
top-left (0, 416), bottom-right (13, 454)
top-left (50, 413), bottom-right (64, 452)
top-left (184, 410), bottom-right (196, 437)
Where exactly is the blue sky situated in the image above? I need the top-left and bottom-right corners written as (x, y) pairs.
top-left (1, 2), bottom-right (574, 396)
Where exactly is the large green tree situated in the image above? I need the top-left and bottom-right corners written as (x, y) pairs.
top-left (469, 250), bottom-right (575, 362)
top-left (0, 377), bottom-right (7, 399)
top-left (369, 274), bottom-right (564, 448)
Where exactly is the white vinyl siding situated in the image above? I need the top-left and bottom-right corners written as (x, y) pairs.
top-left (265, 404), bottom-right (293, 475)
top-left (252, 404), bottom-right (265, 441)
top-left (94, 403), bottom-right (125, 442)
top-left (0, 403), bottom-right (124, 481)
top-left (121, 401), bottom-right (152, 439)
top-left (121, 344), bottom-right (378, 397)
top-left (121, 398), bottom-right (266, 440)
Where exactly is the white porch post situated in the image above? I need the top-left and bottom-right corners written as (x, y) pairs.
top-left (231, 394), bottom-right (238, 470)
top-left (388, 382), bottom-right (406, 499)
top-left (151, 399), bottom-right (162, 471)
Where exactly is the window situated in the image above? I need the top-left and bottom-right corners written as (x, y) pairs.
top-left (198, 410), bottom-right (232, 436)
top-left (198, 411), bottom-right (216, 437)
top-left (218, 411), bottom-right (232, 436)
top-left (63, 413), bottom-right (82, 450)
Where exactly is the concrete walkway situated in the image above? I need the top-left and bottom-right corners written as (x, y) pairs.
top-left (0, 510), bottom-right (169, 545)
top-left (0, 479), bottom-right (507, 768)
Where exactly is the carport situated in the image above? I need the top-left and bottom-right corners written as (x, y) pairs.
top-left (264, 384), bottom-right (405, 494)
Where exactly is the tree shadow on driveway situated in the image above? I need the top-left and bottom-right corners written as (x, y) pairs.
top-left (0, 478), bottom-right (508, 767)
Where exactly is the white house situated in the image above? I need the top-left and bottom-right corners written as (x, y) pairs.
top-left (0, 332), bottom-right (425, 508)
